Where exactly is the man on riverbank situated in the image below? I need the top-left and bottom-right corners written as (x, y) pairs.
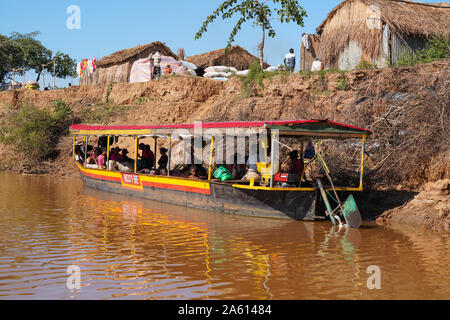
top-left (284, 48), bottom-right (296, 72)
top-left (152, 51), bottom-right (162, 80)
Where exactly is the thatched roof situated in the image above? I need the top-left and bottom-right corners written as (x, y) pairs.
top-left (96, 41), bottom-right (177, 68)
top-left (316, 0), bottom-right (450, 68)
top-left (317, 0), bottom-right (450, 37)
top-left (185, 45), bottom-right (269, 70)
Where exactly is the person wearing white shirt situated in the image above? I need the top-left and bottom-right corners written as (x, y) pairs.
top-left (284, 49), bottom-right (296, 72)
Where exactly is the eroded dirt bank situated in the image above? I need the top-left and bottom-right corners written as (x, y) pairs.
top-left (0, 61), bottom-right (448, 231)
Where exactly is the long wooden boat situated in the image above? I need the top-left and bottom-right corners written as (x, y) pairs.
top-left (70, 120), bottom-right (372, 221)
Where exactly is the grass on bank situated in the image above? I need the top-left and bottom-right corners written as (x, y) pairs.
top-left (81, 103), bottom-right (132, 125)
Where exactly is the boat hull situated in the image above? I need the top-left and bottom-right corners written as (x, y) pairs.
top-left (78, 164), bottom-right (320, 220)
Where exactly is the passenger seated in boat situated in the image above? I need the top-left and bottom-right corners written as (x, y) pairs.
top-left (97, 149), bottom-right (107, 169)
top-left (158, 148), bottom-right (168, 170)
top-left (288, 150), bottom-right (304, 175)
top-left (73, 145), bottom-right (85, 164)
top-left (110, 147), bottom-right (124, 162)
top-left (188, 167), bottom-right (205, 180)
top-left (228, 153), bottom-right (246, 180)
top-left (98, 136), bottom-right (108, 150)
top-left (138, 144), bottom-right (154, 170)
top-left (86, 149), bottom-right (98, 165)
top-left (120, 149), bottom-right (134, 169)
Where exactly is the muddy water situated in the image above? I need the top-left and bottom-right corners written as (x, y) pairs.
top-left (0, 172), bottom-right (448, 300)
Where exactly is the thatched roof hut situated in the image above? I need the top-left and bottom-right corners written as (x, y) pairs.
top-left (314, 0), bottom-right (450, 70)
top-left (185, 45), bottom-right (269, 70)
top-left (93, 41), bottom-right (177, 85)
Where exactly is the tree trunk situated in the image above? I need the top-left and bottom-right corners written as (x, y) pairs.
top-left (53, 60), bottom-right (56, 89)
top-left (259, 25), bottom-right (265, 68)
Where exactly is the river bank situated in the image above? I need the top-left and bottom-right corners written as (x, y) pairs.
top-left (0, 61), bottom-right (448, 232)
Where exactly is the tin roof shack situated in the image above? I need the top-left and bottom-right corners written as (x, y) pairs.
top-left (93, 42), bottom-right (177, 85)
top-left (185, 45), bottom-right (269, 70)
top-left (300, 34), bottom-right (321, 71)
top-left (315, 0), bottom-right (450, 70)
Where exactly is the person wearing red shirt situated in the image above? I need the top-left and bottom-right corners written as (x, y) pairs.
top-left (288, 150), bottom-right (304, 176)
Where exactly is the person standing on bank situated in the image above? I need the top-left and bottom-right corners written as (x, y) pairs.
top-left (147, 53), bottom-right (154, 80)
top-left (284, 48), bottom-right (296, 72)
top-left (152, 51), bottom-right (162, 80)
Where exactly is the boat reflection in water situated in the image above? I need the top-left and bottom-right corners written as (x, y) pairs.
top-left (0, 172), bottom-right (448, 300)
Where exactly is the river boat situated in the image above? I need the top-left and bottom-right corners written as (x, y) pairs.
top-left (70, 120), bottom-right (372, 222)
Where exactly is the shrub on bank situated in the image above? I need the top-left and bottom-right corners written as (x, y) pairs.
top-left (0, 100), bottom-right (73, 160)
top-left (397, 36), bottom-right (450, 67)
top-left (240, 61), bottom-right (290, 96)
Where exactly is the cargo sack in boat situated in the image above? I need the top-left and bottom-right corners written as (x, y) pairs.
top-left (220, 173), bottom-right (233, 182)
top-left (213, 166), bottom-right (229, 179)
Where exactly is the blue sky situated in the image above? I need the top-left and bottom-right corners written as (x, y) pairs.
top-left (0, 0), bottom-right (441, 88)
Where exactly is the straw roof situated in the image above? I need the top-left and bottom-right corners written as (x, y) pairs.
top-left (317, 0), bottom-right (450, 37)
top-left (96, 41), bottom-right (177, 68)
top-left (316, 0), bottom-right (450, 67)
top-left (186, 45), bottom-right (270, 70)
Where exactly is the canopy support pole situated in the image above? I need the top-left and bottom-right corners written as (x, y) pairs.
top-left (359, 135), bottom-right (367, 190)
top-left (84, 136), bottom-right (88, 166)
top-left (208, 136), bottom-right (215, 181)
top-left (72, 137), bottom-right (76, 159)
top-left (167, 135), bottom-right (172, 176)
top-left (154, 137), bottom-right (158, 169)
top-left (270, 131), bottom-right (275, 188)
top-left (134, 137), bottom-right (139, 173)
top-left (106, 136), bottom-right (110, 163)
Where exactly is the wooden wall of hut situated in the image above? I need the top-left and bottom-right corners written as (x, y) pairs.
top-left (300, 34), bottom-right (321, 72)
top-left (93, 63), bottom-right (130, 85)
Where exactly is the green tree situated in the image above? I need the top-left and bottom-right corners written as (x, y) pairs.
top-left (9, 31), bottom-right (52, 82)
top-left (0, 32), bottom-right (76, 83)
top-left (195, 0), bottom-right (307, 67)
top-left (52, 52), bottom-right (77, 79)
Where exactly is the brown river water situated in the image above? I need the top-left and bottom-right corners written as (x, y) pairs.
top-left (0, 172), bottom-right (448, 300)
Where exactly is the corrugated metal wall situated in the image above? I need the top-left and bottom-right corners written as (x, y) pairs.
top-left (390, 32), bottom-right (427, 66)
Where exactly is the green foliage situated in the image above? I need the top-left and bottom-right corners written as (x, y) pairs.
top-left (336, 75), bottom-right (350, 91)
top-left (81, 103), bottom-right (132, 125)
top-left (195, 0), bottom-right (307, 66)
top-left (0, 101), bottom-right (73, 160)
top-left (396, 36), bottom-right (450, 67)
top-left (105, 82), bottom-right (116, 104)
top-left (53, 52), bottom-right (77, 79)
top-left (355, 60), bottom-right (377, 70)
top-left (136, 97), bottom-right (155, 104)
top-left (241, 61), bottom-right (290, 96)
top-left (0, 31), bottom-right (76, 83)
